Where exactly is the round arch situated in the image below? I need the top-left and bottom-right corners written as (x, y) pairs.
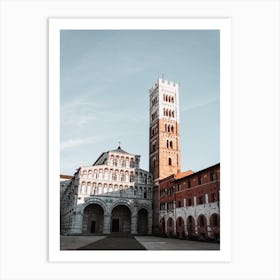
top-left (176, 216), bottom-right (185, 238)
top-left (210, 213), bottom-right (220, 240)
top-left (109, 199), bottom-right (133, 214)
top-left (137, 208), bottom-right (148, 234)
top-left (111, 204), bottom-right (131, 233)
top-left (82, 203), bottom-right (104, 234)
top-left (80, 197), bottom-right (108, 216)
top-left (197, 214), bottom-right (208, 239)
top-left (159, 217), bottom-right (166, 235)
top-left (186, 215), bottom-right (195, 238)
top-left (166, 217), bottom-right (174, 237)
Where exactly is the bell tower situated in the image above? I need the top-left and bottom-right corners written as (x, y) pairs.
top-left (149, 77), bottom-right (181, 182)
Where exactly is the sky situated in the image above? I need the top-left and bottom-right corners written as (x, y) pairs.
top-left (60, 30), bottom-right (220, 175)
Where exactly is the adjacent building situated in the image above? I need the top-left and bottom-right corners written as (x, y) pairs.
top-left (158, 163), bottom-right (220, 240)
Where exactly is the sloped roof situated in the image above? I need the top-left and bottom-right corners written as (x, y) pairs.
top-left (60, 174), bottom-right (73, 180)
top-left (175, 170), bottom-right (194, 180)
top-left (109, 146), bottom-right (130, 154)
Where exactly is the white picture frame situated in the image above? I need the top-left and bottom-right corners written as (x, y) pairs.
top-left (49, 17), bottom-right (231, 262)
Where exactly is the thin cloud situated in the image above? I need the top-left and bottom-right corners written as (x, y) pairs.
top-left (181, 97), bottom-right (218, 113)
top-left (61, 136), bottom-right (96, 150)
top-left (61, 97), bottom-right (105, 127)
top-left (61, 97), bottom-right (104, 112)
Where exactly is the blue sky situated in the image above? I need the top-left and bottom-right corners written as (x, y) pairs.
top-left (60, 30), bottom-right (220, 175)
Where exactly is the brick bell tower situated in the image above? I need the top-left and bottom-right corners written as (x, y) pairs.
top-left (149, 77), bottom-right (181, 182)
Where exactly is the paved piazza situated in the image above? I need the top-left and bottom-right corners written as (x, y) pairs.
top-left (60, 235), bottom-right (219, 250)
top-left (135, 236), bottom-right (219, 250)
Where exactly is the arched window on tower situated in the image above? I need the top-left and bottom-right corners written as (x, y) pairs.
top-left (169, 110), bottom-right (171, 117)
top-left (172, 111), bottom-right (175, 118)
top-left (168, 157), bottom-right (172, 166)
top-left (166, 140), bottom-right (169, 148)
top-left (152, 141), bottom-right (156, 152)
top-left (171, 125), bottom-right (174, 133)
top-left (165, 124), bottom-right (167, 131)
top-left (168, 125), bottom-right (170, 132)
top-left (170, 141), bottom-right (173, 149)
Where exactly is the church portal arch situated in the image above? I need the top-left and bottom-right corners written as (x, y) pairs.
top-left (111, 204), bottom-right (131, 233)
top-left (82, 203), bottom-right (104, 234)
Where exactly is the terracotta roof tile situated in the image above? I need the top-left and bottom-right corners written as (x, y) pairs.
top-left (175, 170), bottom-right (194, 180)
top-left (60, 174), bottom-right (73, 179)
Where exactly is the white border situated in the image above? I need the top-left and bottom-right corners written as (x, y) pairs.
top-left (49, 18), bottom-right (231, 262)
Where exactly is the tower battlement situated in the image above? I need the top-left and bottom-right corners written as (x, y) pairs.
top-left (158, 77), bottom-right (178, 88)
top-left (149, 77), bottom-right (178, 94)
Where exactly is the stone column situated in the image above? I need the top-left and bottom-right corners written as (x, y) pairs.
top-left (206, 214), bottom-right (211, 237)
top-left (173, 216), bottom-right (177, 236)
top-left (173, 201), bottom-right (177, 235)
top-left (194, 216), bottom-right (198, 235)
top-left (131, 213), bottom-right (137, 234)
top-left (205, 193), bottom-right (209, 204)
top-left (148, 210), bottom-right (152, 234)
top-left (103, 214), bottom-right (111, 234)
top-left (71, 212), bottom-right (83, 234)
top-left (184, 220), bottom-right (188, 237)
top-left (194, 196), bottom-right (197, 206)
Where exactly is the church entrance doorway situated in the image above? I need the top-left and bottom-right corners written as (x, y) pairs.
top-left (82, 203), bottom-right (104, 234)
top-left (90, 221), bottom-right (96, 233)
top-left (112, 219), bottom-right (119, 232)
top-left (111, 205), bottom-right (131, 233)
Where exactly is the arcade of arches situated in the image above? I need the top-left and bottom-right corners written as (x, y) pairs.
top-left (81, 203), bottom-right (151, 235)
top-left (159, 213), bottom-right (220, 240)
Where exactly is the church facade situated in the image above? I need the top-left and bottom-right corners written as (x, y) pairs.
top-left (60, 147), bottom-right (153, 235)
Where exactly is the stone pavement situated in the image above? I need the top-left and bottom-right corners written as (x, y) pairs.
top-left (60, 235), bottom-right (219, 250)
top-left (77, 235), bottom-right (146, 250)
top-left (135, 236), bottom-right (220, 250)
top-left (60, 235), bottom-right (106, 250)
